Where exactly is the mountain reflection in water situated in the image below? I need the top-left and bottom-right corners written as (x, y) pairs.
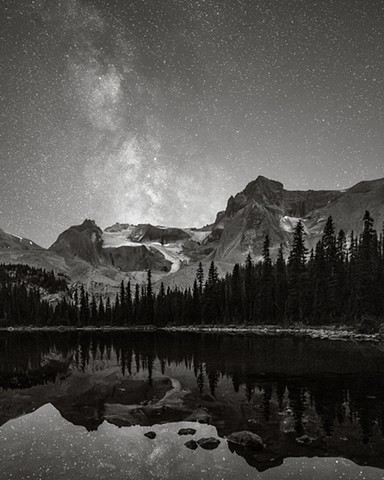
top-left (0, 331), bottom-right (384, 479)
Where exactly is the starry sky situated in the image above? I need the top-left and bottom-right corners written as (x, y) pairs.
top-left (1, 0), bottom-right (383, 247)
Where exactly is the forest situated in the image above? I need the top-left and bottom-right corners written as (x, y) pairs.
top-left (0, 211), bottom-right (384, 330)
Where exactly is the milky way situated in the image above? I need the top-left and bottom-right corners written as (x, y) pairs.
top-left (1, 0), bottom-right (383, 246)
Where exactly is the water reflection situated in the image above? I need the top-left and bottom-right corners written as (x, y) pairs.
top-left (1, 403), bottom-right (383, 480)
top-left (1, 331), bottom-right (384, 476)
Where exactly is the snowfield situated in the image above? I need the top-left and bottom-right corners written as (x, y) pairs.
top-left (102, 232), bottom-right (143, 248)
top-left (102, 231), bottom-right (190, 274)
top-left (150, 242), bottom-right (189, 274)
top-left (183, 229), bottom-right (211, 243)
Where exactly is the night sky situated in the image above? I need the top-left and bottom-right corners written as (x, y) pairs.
top-left (1, 0), bottom-right (383, 247)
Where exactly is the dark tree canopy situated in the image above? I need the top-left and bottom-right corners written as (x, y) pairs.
top-left (1, 213), bottom-right (384, 330)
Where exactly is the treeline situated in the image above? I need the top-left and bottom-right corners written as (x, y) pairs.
top-left (0, 264), bottom-right (67, 293)
top-left (1, 211), bottom-right (384, 328)
top-left (0, 265), bottom-right (68, 326)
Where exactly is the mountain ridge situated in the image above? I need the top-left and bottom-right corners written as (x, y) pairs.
top-left (1, 175), bottom-right (383, 293)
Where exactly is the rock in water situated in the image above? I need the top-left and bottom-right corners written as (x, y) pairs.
top-left (186, 408), bottom-right (211, 424)
top-left (144, 431), bottom-right (156, 439)
top-left (296, 434), bottom-right (316, 444)
top-left (227, 431), bottom-right (265, 451)
top-left (197, 437), bottom-right (221, 450)
top-left (178, 428), bottom-right (197, 436)
top-left (185, 440), bottom-right (198, 450)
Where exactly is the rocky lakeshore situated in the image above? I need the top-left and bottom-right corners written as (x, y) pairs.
top-left (2, 324), bottom-right (383, 343)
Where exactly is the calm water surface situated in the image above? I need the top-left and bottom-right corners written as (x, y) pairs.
top-left (0, 331), bottom-right (384, 479)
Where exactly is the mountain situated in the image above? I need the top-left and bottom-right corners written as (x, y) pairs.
top-left (0, 227), bottom-right (69, 274)
top-left (0, 228), bottom-right (43, 251)
top-left (207, 176), bottom-right (384, 262)
top-left (49, 219), bottom-right (104, 266)
top-left (1, 176), bottom-right (383, 291)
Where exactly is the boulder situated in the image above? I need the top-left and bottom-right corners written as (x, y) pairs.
top-left (227, 431), bottom-right (265, 451)
top-left (178, 428), bottom-right (196, 436)
top-left (296, 434), bottom-right (316, 445)
top-left (185, 408), bottom-right (211, 424)
top-left (185, 440), bottom-right (198, 450)
top-left (197, 437), bottom-right (221, 450)
top-left (144, 431), bottom-right (156, 439)
top-left (104, 404), bottom-right (148, 427)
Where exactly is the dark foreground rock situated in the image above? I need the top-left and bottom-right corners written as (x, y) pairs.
top-left (178, 428), bottom-right (197, 436)
top-left (227, 432), bottom-right (279, 473)
top-left (144, 431), bottom-right (156, 439)
top-left (296, 434), bottom-right (317, 445)
top-left (185, 440), bottom-right (198, 450)
top-left (186, 408), bottom-right (212, 424)
top-left (197, 437), bottom-right (221, 450)
top-left (227, 431), bottom-right (266, 451)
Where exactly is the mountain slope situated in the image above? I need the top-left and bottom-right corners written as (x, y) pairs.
top-left (207, 176), bottom-right (384, 263)
top-left (0, 228), bottom-right (43, 251)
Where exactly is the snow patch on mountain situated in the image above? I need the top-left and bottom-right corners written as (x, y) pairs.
top-left (151, 243), bottom-right (189, 274)
top-left (102, 231), bottom-right (143, 248)
top-left (102, 229), bottom-right (189, 275)
top-left (183, 229), bottom-right (211, 243)
top-left (279, 216), bottom-right (302, 233)
top-left (11, 234), bottom-right (23, 241)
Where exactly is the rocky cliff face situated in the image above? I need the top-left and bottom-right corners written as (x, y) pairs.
top-left (49, 219), bottom-right (172, 273)
top-left (207, 176), bottom-right (384, 263)
top-left (49, 219), bottom-right (103, 266)
top-left (105, 245), bottom-right (171, 272)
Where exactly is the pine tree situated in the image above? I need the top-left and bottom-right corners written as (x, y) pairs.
top-left (287, 221), bottom-right (308, 322)
top-left (207, 261), bottom-right (218, 288)
top-left (258, 235), bottom-right (274, 322)
top-left (105, 297), bottom-right (112, 325)
top-left (119, 280), bottom-right (126, 323)
top-left (90, 295), bottom-right (98, 325)
top-left (203, 261), bottom-right (220, 324)
top-left (335, 229), bottom-right (347, 317)
top-left (79, 285), bottom-right (90, 325)
top-left (322, 216), bottom-right (337, 319)
top-left (98, 297), bottom-right (105, 325)
top-left (196, 262), bottom-right (204, 294)
top-left (192, 279), bottom-right (201, 325)
top-left (312, 240), bottom-right (328, 323)
top-left (357, 211), bottom-right (379, 317)
top-left (244, 252), bottom-right (255, 323)
top-left (322, 216), bottom-right (337, 264)
top-left (125, 281), bottom-right (132, 325)
top-left (156, 282), bottom-right (166, 326)
top-left (115, 293), bottom-right (120, 325)
top-left (145, 269), bottom-right (154, 324)
top-left (275, 243), bottom-right (288, 325)
top-left (231, 263), bottom-right (242, 324)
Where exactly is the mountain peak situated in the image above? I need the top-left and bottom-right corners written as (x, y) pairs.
top-left (245, 176), bottom-right (284, 193)
top-left (242, 176), bottom-right (284, 206)
top-left (79, 219), bottom-right (100, 230)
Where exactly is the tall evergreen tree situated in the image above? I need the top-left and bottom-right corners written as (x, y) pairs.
top-left (275, 243), bottom-right (288, 325)
top-left (258, 235), bottom-right (274, 322)
top-left (196, 262), bottom-right (204, 294)
top-left (287, 221), bottom-right (308, 322)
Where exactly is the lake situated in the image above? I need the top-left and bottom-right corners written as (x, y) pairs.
top-left (0, 331), bottom-right (384, 479)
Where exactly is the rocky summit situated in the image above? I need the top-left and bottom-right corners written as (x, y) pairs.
top-left (208, 175), bottom-right (384, 262)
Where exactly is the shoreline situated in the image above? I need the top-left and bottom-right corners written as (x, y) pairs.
top-left (0, 324), bottom-right (382, 342)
